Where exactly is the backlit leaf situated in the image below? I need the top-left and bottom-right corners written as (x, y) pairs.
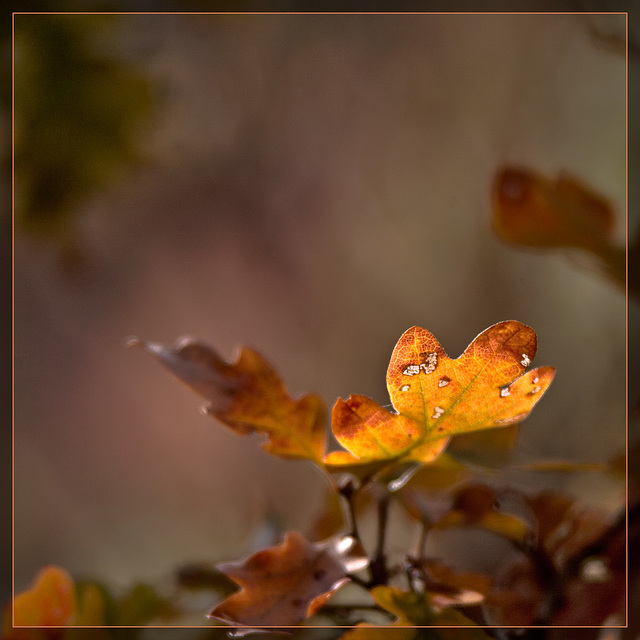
top-left (326, 322), bottom-right (554, 472)
top-left (131, 337), bottom-right (326, 463)
top-left (209, 531), bottom-right (364, 628)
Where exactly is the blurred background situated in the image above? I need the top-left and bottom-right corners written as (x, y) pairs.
top-left (10, 9), bottom-right (630, 613)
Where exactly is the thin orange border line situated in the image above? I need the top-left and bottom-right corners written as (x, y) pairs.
top-left (10, 10), bottom-right (630, 632)
top-left (11, 9), bottom-right (15, 630)
top-left (625, 9), bottom-right (630, 631)
top-left (11, 625), bottom-right (630, 630)
top-left (11, 10), bottom-right (629, 15)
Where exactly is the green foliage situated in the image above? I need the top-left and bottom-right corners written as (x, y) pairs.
top-left (13, 14), bottom-right (154, 235)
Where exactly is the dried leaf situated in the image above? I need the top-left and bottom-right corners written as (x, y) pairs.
top-left (209, 531), bottom-right (364, 627)
top-left (13, 566), bottom-right (76, 626)
top-left (131, 337), bottom-right (326, 463)
top-left (326, 322), bottom-right (554, 473)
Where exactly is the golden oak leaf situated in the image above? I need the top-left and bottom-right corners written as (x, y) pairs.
top-left (130, 337), bottom-right (326, 463)
top-left (209, 531), bottom-right (365, 628)
top-left (326, 322), bottom-right (554, 474)
top-left (13, 566), bottom-right (76, 626)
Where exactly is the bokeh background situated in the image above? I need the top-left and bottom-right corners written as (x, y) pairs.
top-left (11, 9), bottom-right (630, 615)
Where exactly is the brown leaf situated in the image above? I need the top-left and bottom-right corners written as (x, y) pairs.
top-left (130, 337), bottom-right (326, 462)
top-left (492, 167), bottom-right (615, 251)
top-left (209, 531), bottom-right (364, 627)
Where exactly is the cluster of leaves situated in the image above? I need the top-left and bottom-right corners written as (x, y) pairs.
top-left (9, 317), bottom-right (621, 636)
top-left (9, 161), bottom-right (630, 637)
top-left (119, 321), bottom-right (626, 636)
top-left (126, 321), bottom-right (557, 630)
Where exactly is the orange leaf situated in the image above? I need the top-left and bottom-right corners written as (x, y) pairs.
top-left (13, 566), bottom-right (76, 626)
top-left (209, 531), bottom-right (364, 628)
top-left (492, 167), bottom-right (615, 252)
top-left (131, 337), bottom-right (326, 462)
top-left (326, 322), bottom-right (554, 472)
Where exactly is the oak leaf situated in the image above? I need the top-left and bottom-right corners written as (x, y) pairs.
top-left (209, 531), bottom-right (366, 628)
top-left (130, 337), bottom-right (326, 463)
top-left (325, 322), bottom-right (554, 476)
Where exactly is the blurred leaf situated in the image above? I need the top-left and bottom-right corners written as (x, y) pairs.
top-left (326, 322), bottom-right (554, 480)
top-left (434, 484), bottom-right (530, 544)
top-left (308, 487), bottom-right (347, 542)
top-left (404, 454), bottom-right (469, 493)
top-left (13, 566), bottom-right (76, 626)
top-left (486, 491), bottom-right (626, 626)
top-left (339, 587), bottom-right (490, 640)
top-left (492, 167), bottom-right (625, 288)
top-left (209, 531), bottom-right (356, 627)
top-left (447, 425), bottom-right (520, 469)
top-left (71, 584), bottom-right (105, 626)
top-left (131, 337), bottom-right (327, 463)
top-left (492, 167), bottom-right (614, 250)
top-left (420, 559), bottom-right (491, 599)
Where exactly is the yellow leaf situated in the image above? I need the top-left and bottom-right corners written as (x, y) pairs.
top-left (326, 322), bottom-right (554, 472)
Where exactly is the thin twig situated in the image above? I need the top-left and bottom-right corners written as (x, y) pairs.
top-left (369, 490), bottom-right (391, 586)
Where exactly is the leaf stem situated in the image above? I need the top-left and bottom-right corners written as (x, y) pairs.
top-left (336, 478), bottom-right (363, 543)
